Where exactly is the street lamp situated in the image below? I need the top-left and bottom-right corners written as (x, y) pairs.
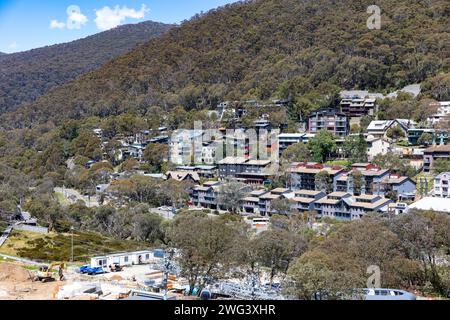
top-left (70, 226), bottom-right (74, 263)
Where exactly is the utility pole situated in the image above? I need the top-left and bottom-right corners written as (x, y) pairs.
top-left (70, 226), bottom-right (74, 263)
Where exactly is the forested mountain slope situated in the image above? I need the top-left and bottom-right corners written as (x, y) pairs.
top-left (4, 0), bottom-right (449, 128)
top-left (0, 21), bottom-right (173, 114)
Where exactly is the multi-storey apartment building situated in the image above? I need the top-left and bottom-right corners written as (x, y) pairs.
top-left (408, 128), bottom-right (449, 146)
top-left (192, 181), bottom-right (222, 209)
top-left (277, 133), bottom-right (306, 156)
top-left (423, 145), bottom-right (450, 173)
top-left (192, 181), bottom-right (393, 220)
top-left (427, 101), bottom-right (450, 126)
top-left (217, 157), bottom-right (248, 179)
top-left (379, 174), bottom-right (417, 200)
top-left (350, 163), bottom-right (390, 195)
top-left (288, 163), bottom-right (345, 191)
top-left (433, 172), bottom-right (450, 198)
top-left (257, 188), bottom-right (292, 216)
top-left (291, 190), bottom-right (327, 212)
top-left (218, 157), bottom-right (273, 184)
top-left (339, 96), bottom-right (377, 118)
top-left (308, 108), bottom-right (349, 137)
top-left (347, 195), bottom-right (393, 219)
top-left (241, 189), bottom-right (270, 214)
top-left (170, 130), bottom-right (204, 165)
top-left (314, 193), bottom-right (392, 220)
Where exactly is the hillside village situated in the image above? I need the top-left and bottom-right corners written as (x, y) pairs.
top-left (1, 85), bottom-right (450, 301)
top-left (68, 89), bottom-right (450, 219)
top-left (0, 0), bottom-right (449, 302)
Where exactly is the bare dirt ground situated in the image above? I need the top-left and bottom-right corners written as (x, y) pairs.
top-left (0, 262), bottom-right (68, 300)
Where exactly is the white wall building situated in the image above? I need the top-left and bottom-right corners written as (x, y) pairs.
top-left (90, 250), bottom-right (155, 269)
top-left (427, 101), bottom-right (450, 126)
top-left (367, 137), bottom-right (391, 161)
top-left (433, 172), bottom-right (450, 198)
top-left (367, 119), bottom-right (416, 139)
top-left (170, 130), bottom-right (204, 165)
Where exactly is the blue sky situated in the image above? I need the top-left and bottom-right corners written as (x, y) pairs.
top-left (0, 0), bottom-right (237, 53)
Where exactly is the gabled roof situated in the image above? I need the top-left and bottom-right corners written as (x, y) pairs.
top-left (367, 119), bottom-right (416, 133)
top-left (251, 189), bottom-right (269, 196)
top-left (328, 192), bottom-right (351, 198)
top-left (166, 171), bottom-right (200, 182)
top-left (242, 197), bottom-right (260, 203)
top-left (293, 190), bottom-right (323, 196)
top-left (350, 198), bottom-right (392, 210)
top-left (271, 188), bottom-right (290, 194)
top-left (381, 176), bottom-right (415, 185)
top-left (203, 180), bottom-right (221, 186)
top-left (292, 197), bottom-right (316, 204)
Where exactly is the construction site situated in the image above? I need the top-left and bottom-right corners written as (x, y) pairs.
top-left (0, 249), bottom-right (283, 300)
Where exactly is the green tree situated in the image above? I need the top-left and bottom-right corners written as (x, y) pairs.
top-left (131, 213), bottom-right (165, 243)
top-left (389, 211), bottom-right (450, 296)
top-left (433, 158), bottom-right (450, 174)
top-left (253, 228), bottom-right (307, 287)
top-left (271, 198), bottom-right (293, 216)
top-left (168, 214), bottom-right (243, 294)
top-left (143, 143), bottom-right (169, 172)
top-left (315, 171), bottom-right (332, 193)
top-left (372, 153), bottom-right (416, 178)
top-left (308, 130), bottom-right (336, 163)
top-left (217, 181), bottom-right (249, 214)
top-left (417, 133), bottom-right (433, 146)
top-left (286, 252), bottom-right (361, 300)
top-left (386, 125), bottom-right (406, 142)
top-left (343, 134), bottom-right (368, 163)
top-left (281, 143), bottom-right (312, 164)
top-left (351, 170), bottom-right (364, 196)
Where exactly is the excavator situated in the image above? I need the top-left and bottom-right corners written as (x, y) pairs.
top-left (34, 262), bottom-right (66, 283)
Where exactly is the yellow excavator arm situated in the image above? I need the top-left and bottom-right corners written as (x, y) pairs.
top-left (35, 262), bottom-right (67, 281)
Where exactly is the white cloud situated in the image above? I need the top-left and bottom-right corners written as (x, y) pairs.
top-left (50, 5), bottom-right (88, 30)
top-left (66, 5), bottom-right (88, 30)
top-left (50, 20), bottom-right (66, 29)
top-left (95, 4), bottom-right (149, 31)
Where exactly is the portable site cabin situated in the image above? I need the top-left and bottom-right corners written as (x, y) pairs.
top-left (90, 250), bottom-right (154, 269)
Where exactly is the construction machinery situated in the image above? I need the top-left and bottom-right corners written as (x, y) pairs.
top-left (34, 262), bottom-right (66, 283)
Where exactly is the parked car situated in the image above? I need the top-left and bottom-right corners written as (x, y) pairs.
top-left (76, 265), bottom-right (91, 274)
top-left (86, 266), bottom-right (105, 275)
top-left (363, 288), bottom-right (416, 300)
top-left (76, 265), bottom-right (105, 275)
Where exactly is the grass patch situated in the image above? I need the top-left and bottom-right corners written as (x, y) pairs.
top-left (0, 230), bottom-right (150, 263)
top-left (54, 192), bottom-right (70, 205)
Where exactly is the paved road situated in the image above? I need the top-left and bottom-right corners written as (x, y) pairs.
top-left (54, 187), bottom-right (99, 207)
top-left (0, 226), bottom-right (13, 247)
top-left (0, 253), bottom-right (44, 266)
top-left (0, 222), bottom-right (23, 248)
top-left (150, 207), bottom-right (176, 220)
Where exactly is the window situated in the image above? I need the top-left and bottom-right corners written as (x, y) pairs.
top-left (146, 254), bottom-right (150, 260)
top-left (124, 256), bottom-right (129, 263)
